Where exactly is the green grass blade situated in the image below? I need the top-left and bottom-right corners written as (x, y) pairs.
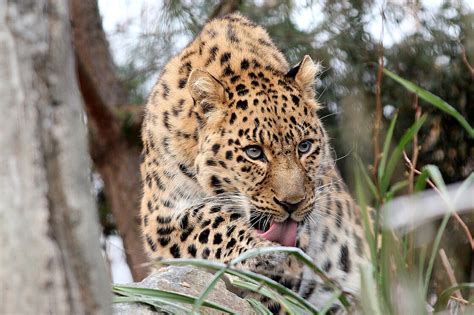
top-left (231, 247), bottom-right (335, 285)
top-left (230, 246), bottom-right (311, 265)
top-left (380, 114), bottom-right (427, 194)
top-left (192, 246), bottom-right (327, 313)
top-left (233, 279), bottom-right (306, 315)
top-left (386, 180), bottom-right (408, 200)
top-left (355, 155), bottom-right (379, 200)
top-left (378, 113), bottom-right (398, 183)
top-left (161, 257), bottom-right (322, 313)
top-left (417, 246), bottom-right (427, 285)
top-left (113, 285), bottom-right (237, 314)
top-left (228, 268), bottom-right (321, 314)
top-left (422, 165), bottom-right (451, 297)
top-left (433, 283), bottom-right (474, 311)
top-left (192, 268), bottom-right (228, 314)
top-left (113, 295), bottom-right (191, 312)
top-left (379, 230), bottom-right (396, 313)
top-left (359, 264), bottom-right (383, 315)
top-left (414, 168), bottom-right (430, 192)
top-left (318, 289), bottom-right (343, 315)
top-left (383, 68), bottom-right (474, 138)
top-left (354, 168), bottom-right (377, 265)
top-left (228, 246), bottom-right (350, 307)
top-left (424, 165), bottom-right (448, 195)
top-left (246, 298), bottom-right (273, 315)
top-left (423, 172), bottom-right (474, 300)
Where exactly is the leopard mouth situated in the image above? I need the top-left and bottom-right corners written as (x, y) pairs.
top-left (257, 219), bottom-right (298, 247)
top-left (249, 210), bottom-right (299, 247)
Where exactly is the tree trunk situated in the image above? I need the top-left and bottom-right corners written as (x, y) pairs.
top-left (0, 0), bottom-right (111, 313)
top-left (70, 0), bottom-right (150, 281)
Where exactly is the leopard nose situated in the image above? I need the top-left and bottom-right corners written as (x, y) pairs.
top-left (273, 195), bottom-right (306, 214)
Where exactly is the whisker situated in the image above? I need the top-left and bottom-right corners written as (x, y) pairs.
top-left (318, 111), bottom-right (340, 121)
top-left (333, 146), bottom-right (354, 163)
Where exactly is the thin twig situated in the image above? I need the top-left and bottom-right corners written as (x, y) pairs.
top-left (448, 296), bottom-right (470, 305)
top-left (459, 43), bottom-right (474, 78)
top-left (407, 95), bottom-right (420, 194)
top-left (208, 0), bottom-right (242, 20)
top-left (403, 152), bottom-right (439, 194)
top-left (452, 213), bottom-right (474, 251)
top-left (438, 248), bottom-right (463, 301)
top-left (406, 95), bottom-right (421, 267)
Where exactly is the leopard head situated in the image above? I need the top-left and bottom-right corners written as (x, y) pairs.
top-left (188, 55), bottom-right (328, 233)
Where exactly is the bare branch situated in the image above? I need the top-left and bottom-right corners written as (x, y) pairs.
top-left (209, 0), bottom-right (242, 20)
top-left (439, 248), bottom-right (463, 301)
top-left (407, 95), bottom-right (421, 194)
top-left (70, 0), bottom-right (128, 108)
top-left (70, 0), bottom-right (150, 281)
top-left (459, 44), bottom-right (474, 79)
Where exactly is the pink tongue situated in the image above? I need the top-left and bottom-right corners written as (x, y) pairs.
top-left (257, 220), bottom-right (298, 247)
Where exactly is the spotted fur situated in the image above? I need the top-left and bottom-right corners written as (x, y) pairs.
top-left (140, 13), bottom-right (369, 311)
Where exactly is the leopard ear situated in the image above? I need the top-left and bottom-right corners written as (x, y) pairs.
top-left (188, 69), bottom-right (226, 114)
top-left (286, 55), bottom-right (321, 99)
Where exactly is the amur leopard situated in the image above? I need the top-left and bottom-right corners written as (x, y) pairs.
top-left (140, 13), bottom-right (369, 312)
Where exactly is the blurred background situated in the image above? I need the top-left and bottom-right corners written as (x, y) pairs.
top-left (2, 1), bottom-right (472, 313)
top-left (93, 0), bottom-right (473, 286)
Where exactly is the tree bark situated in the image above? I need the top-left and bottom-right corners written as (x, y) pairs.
top-left (0, 0), bottom-right (111, 313)
top-left (70, 0), bottom-right (150, 281)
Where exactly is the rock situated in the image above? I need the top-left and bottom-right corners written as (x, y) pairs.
top-left (113, 266), bottom-right (253, 314)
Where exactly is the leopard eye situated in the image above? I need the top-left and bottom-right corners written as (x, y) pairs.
top-left (244, 145), bottom-right (265, 160)
top-left (298, 140), bottom-right (312, 154)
